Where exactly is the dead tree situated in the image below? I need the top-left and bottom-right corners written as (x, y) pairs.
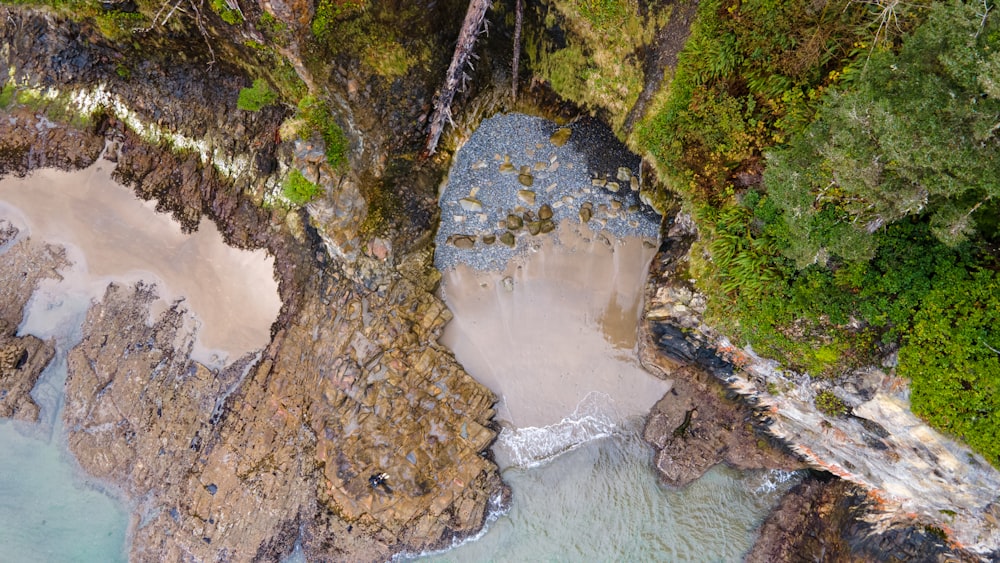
top-left (424, 0), bottom-right (492, 156)
top-left (512, 0), bottom-right (523, 102)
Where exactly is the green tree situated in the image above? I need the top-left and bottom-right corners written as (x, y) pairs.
top-left (765, 0), bottom-right (1000, 266)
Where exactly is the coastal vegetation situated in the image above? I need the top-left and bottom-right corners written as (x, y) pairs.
top-left (623, 0), bottom-right (1000, 467)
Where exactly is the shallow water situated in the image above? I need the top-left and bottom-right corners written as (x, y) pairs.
top-left (0, 421), bottom-right (129, 562)
top-left (0, 162), bottom-right (281, 559)
top-left (432, 228), bottom-right (795, 560)
top-left (0, 161), bottom-right (280, 365)
top-left (415, 429), bottom-right (797, 562)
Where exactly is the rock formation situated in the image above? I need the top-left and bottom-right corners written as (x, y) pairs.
top-left (1, 5), bottom-right (507, 560)
top-left (0, 223), bottom-right (64, 421)
top-left (640, 211), bottom-right (1000, 557)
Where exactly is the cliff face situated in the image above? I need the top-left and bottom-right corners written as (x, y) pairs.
top-left (639, 213), bottom-right (1000, 558)
top-left (0, 4), bottom-right (507, 560)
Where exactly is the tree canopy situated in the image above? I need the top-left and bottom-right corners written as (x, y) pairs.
top-left (765, 0), bottom-right (1000, 267)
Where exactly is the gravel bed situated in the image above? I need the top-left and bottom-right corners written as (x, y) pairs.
top-left (434, 113), bottom-right (661, 272)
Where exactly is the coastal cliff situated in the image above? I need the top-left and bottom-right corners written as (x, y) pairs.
top-left (1, 0), bottom-right (999, 560)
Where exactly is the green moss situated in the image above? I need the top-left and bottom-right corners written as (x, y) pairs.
top-left (311, 0), bottom-right (431, 79)
top-left (362, 38), bottom-right (418, 79)
top-left (282, 169), bottom-right (322, 204)
top-left (0, 82), bottom-right (15, 109)
top-left (528, 0), bottom-right (653, 134)
top-left (237, 79), bottom-right (278, 111)
top-left (297, 96), bottom-right (349, 169)
top-left (210, 0), bottom-right (243, 25)
top-left (8, 86), bottom-right (92, 129)
top-left (259, 11), bottom-right (289, 35)
top-left (94, 10), bottom-right (147, 40)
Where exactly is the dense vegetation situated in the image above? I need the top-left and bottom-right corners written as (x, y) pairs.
top-left (633, 0), bottom-right (1000, 467)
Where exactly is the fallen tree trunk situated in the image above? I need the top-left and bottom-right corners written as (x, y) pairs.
top-left (423, 0), bottom-right (492, 156)
top-left (512, 0), bottom-right (522, 102)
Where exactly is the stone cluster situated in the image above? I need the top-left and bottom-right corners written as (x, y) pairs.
top-left (434, 113), bottom-right (658, 272)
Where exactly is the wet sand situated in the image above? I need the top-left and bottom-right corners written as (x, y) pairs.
top-left (0, 162), bottom-right (280, 364)
top-left (440, 222), bottom-right (671, 430)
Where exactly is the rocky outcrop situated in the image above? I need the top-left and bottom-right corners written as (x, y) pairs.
top-left (642, 365), bottom-right (804, 487)
top-left (0, 224), bottom-right (64, 421)
top-left (63, 266), bottom-right (505, 560)
top-left (748, 474), bottom-right (983, 563)
top-left (1, 5), bottom-right (507, 560)
top-left (640, 211), bottom-right (1000, 556)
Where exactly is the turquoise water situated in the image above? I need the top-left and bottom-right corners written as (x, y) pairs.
top-left (0, 422), bottom-right (128, 562)
top-left (411, 425), bottom-right (797, 562)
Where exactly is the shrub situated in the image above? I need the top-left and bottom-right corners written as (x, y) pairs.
top-left (901, 267), bottom-right (1000, 469)
top-left (237, 79), bottom-right (278, 111)
top-left (815, 390), bottom-right (849, 417)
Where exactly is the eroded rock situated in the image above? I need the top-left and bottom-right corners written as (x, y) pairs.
top-left (0, 237), bottom-right (65, 421)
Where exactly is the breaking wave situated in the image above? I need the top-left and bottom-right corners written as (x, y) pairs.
top-left (493, 392), bottom-right (630, 469)
top-left (751, 469), bottom-right (800, 495)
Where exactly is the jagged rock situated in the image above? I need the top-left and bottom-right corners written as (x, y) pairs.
top-left (506, 214), bottom-right (523, 231)
top-left (538, 204), bottom-right (553, 220)
top-left (642, 367), bottom-right (803, 487)
top-left (517, 190), bottom-right (536, 205)
top-left (0, 238), bottom-right (65, 421)
top-left (748, 476), bottom-right (984, 563)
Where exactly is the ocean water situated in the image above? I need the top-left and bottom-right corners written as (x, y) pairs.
top-left (414, 428), bottom-right (797, 562)
top-left (0, 421), bottom-right (129, 562)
